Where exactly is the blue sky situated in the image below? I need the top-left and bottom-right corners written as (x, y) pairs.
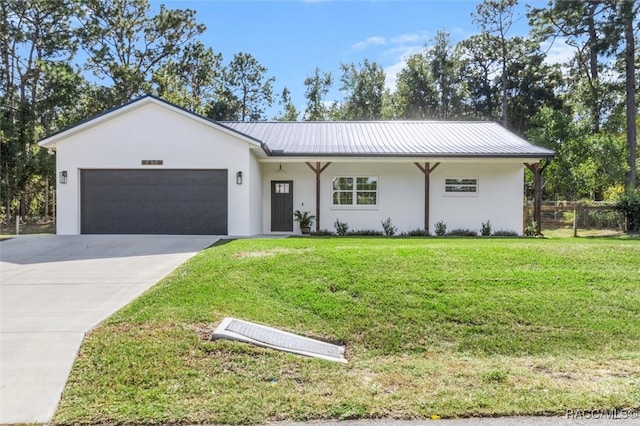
top-left (152, 0), bottom-right (568, 118)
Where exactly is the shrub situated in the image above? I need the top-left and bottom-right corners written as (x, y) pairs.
top-left (615, 189), bottom-right (640, 232)
top-left (524, 220), bottom-right (537, 237)
top-left (311, 229), bottom-right (335, 236)
top-left (578, 209), bottom-right (623, 229)
top-left (447, 228), bottom-right (477, 237)
top-left (434, 221), bottom-right (447, 236)
top-left (492, 229), bottom-right (519, 237)
top-left (401, 228), bottom-right (430, 236)
top-left (293, 210), bottom-right (315, 228)
top-left (481, 220), bottom-right (492, 236)
top-left (334, 219), bottom-right (349, 236)
top-left (381, 217), bottom-right (397, 236)
top-left (346, 229), bottom-right (384, 236)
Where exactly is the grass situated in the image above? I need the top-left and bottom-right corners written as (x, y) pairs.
top-left (54, 237), bottom-right (640, 424)
top-left (0, 221), bottom-right (55, 237)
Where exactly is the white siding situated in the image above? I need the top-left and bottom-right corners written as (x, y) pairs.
top-left (430, 162), bottom-right (524, 235)
top-left (54, 102), bottom-right (255, 235)
top-left (260, 161), bottom-right (524, 235)
top-left (248, 151), bottom-right (263, 235)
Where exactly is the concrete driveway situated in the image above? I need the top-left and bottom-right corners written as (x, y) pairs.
top-left (0, 234), bottom-right (219, 424)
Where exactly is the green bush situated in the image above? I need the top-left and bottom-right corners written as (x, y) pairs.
top-left (492, 230), bottom-right (519, 237)
top-left (311, 229), bottom-right (335, 236)
top-left (381, 217), bottom-right (397, 236)
top-left (401, 228), bottom-right (430, 236)
top-left (346, 229), bottom-right (384, 236)
top-left (334, 219), bottom-right (349, 236)
top-left (447, 228), bottom-right (477, 237)
top-left (434, 221), bottom-right (447, 236)
top-left (615, 189), bottom-right (640, 232)
top-left (578, 209), bottom-right (623, 229)
top-left (524, 220), bottom-right (537, 237)
top-left (481, 221), bottom-right (492, 236)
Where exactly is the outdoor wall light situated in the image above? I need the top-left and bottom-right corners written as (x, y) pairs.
top-left (59, 170), bottom-right (67, 184)
top-left (236, 171), bottom-right (243, 185)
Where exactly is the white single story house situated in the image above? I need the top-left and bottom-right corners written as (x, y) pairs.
top-left (39, 95), bottom-right (554, 236)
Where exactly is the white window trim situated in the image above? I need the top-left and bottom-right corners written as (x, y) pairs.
top-left (444, 177), bottom-right (479, 197)
top-left (331, 176), bottom-right (379, 210)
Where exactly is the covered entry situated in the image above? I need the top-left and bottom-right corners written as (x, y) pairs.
top-left (81, 169), bottom-right (228, 235)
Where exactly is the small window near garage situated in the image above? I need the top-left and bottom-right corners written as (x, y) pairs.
top-left (275, 183), bottom-right (290, 194)
top-left (332, 176), bottom-right (378, 207)
top-left (445, 178), bottom-right (478, 196)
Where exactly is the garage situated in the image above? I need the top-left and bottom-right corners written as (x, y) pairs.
top-left (81, 169), bottom-right (228, 235)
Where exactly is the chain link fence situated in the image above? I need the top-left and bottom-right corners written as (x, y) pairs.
top-left (524, 201), bottom-right (627, 236)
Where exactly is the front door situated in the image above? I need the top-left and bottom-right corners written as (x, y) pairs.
top-left (271, 180), bottom-right (293, 232)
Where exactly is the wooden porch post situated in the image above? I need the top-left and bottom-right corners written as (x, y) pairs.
top-left (414, 162), bottom-right (440, 234)
top-left (305, 162), bottom-right (332, 232)
top-left (524, 161), bottom-right (548, 236)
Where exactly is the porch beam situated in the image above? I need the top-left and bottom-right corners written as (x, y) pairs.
top-left (305, 161), bottom-right (332, 232)
top-left (524, 161), bottom-right (548, 236)
top-left (414, 162), bottom-right (440, 234)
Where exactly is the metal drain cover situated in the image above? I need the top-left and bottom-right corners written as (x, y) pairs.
top-left (212, 317), bottom-right (347, 363)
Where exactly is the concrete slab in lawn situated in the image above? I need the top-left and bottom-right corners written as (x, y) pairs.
top-left (0, 234), bottom-right (219, 424)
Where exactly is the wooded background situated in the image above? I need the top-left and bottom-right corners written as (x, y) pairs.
top-left (1, 0), bottom-right (638, 223)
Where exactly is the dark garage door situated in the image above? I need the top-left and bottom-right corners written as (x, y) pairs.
top-left (81, 169), bottom-right (228, 235)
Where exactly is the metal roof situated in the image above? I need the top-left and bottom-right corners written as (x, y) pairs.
top-left (222, 121), bottom-right (555, 158)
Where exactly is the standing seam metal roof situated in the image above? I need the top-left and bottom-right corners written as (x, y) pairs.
top-left (221, 121), bottom-right (555, 157)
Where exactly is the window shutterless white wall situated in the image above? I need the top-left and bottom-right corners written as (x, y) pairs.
top-left (430, 162), bottom-right (524, 234)
top-left (260, 160), bottom-right (524, 235)
top-left (321, 162), bottom-right (423, 232)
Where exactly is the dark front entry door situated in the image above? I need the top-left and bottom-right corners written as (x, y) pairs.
top-left (271, 181), bottom-right (293, 232)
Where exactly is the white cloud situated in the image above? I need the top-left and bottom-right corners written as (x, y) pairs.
top-left (383, 44), bottom-right (426, 91)
top-left (541, 37), bottom-right (575, 66)
top-left (380, 31), bottom-right (430, 91)
top-left (349, 30), bottom-right (432, 91)
top-left (352, 36), bottom-right (387, 50)
top-left (390, 31), bottom-right (428, 44)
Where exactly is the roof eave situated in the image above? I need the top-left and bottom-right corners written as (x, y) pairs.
top-left (266, 152), bottom-right (556, 159)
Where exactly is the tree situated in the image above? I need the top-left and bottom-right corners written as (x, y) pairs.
top-left (457, 33), bottom-right (501, 120)
top-left (529, 0), bottom-right (610, 133)
top-left (473, 0), bottom-right (520, 127)
top-left (303, 67), bottom-right (333, 121)
top-left (153, 41), bottom-right (222, 115)
top-left (221, 52), bottom-right (275, 121)
top-left (395, 32), bottom-right (467, 120)
top-left (338, 59), bottom-right (386, 120)
top-left (206, 87), bottom-right (240, 121)
top-left (1, 0), bottom-right (82, 220)
top-left (77, 0), bottom-right (205, 105)
top-left (395, 53), bottom-right (438, 119)
top-left (426, 30), bottom-right (466, 119)
top-left (274, 87), bottom-right (299, 121)
top-left (527, 106), bottom-right (629, 200)
top-left (606, 0), bottom-right (637, 188)
top-left (502, 37), bottom-right (563, 134)
top-left (529, 0), bottom-right (638, 189)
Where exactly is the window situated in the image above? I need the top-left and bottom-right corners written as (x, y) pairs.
top-left (332, 176), bottom-right (378, 207)
top-left (445, 178), bottom-right (478, 196)
top-left (274, 183), bottom-right (290, 194)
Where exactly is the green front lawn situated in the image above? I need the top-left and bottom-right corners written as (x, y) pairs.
top-left (55, 237), bottom-right (640, 424)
